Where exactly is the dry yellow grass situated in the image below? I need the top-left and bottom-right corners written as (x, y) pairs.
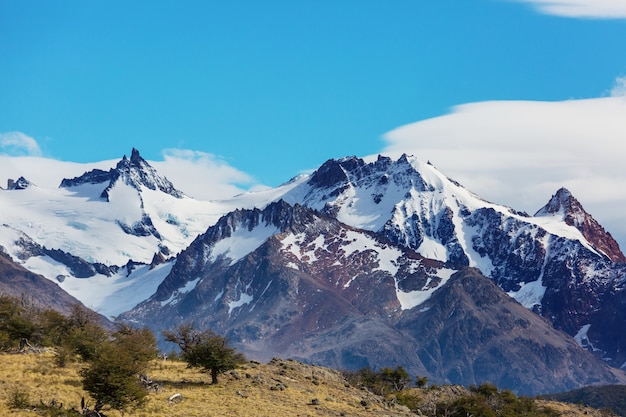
top-left (0, 352), bottom-right (86, 416)
top-left (534, 399), bottom-right (617, 417)
top-left (0, 353), bottom-right (414, 417)
top-left (0, 352), bottom-right (617, 417)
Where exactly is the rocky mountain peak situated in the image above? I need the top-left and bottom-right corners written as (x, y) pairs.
top-left (60, 148), bottom-right (183, 199)
top-left (201, 200), bottom-right (320, 246)
top-left (130, 147), bottom-right (141, 162)
top-left (307, 155), bottom-right (409, 190)
top-left (303, 154), bottom-right (433, 212)
top-left (535, 187), bottom-right (578, 216)
top-left (307, 157), bottom-right (359, 189)
top-left (536, 188), bottom-right (626, 263)
top-left (100, 149), bottom-right (183, 200)
top-left (6, 176), bottom-right (33, 190)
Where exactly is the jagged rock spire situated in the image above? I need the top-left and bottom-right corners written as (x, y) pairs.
top-left (59, 148), bottom-right (184, 200)
top-left (106, 148), bottom-right (183, 198)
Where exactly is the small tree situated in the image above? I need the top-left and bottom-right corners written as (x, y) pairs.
top-left (0, 295), bottom-right (33, 350)
top-left (80, 324), bottom-right (157, 414)
top-left (163, 324), bottom-right (246, 384)
top-left (380, 366), bottom-right (411, 391)
top-left (64, 304), bottom-right (109, 361)
top-left (416, 375), bottom-right (428, 388)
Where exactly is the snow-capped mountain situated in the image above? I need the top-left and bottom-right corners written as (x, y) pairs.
top-left (61, 148), bottom-right (185, 201)
top-left (2, 149), bottom-right (626, 392)
top-left (261, 155), bottom-right (626, 367)
top-left (121, 200), bottom-right (623, 395)
top-left (0, 149), bottom-right (229, 317)
top-left (0, 149), bottom-right (220, 261)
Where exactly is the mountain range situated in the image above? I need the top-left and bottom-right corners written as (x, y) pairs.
top-left (1, 149), bottom-right (625, 395)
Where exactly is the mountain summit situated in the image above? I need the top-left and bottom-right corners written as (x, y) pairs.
top-left (61, 148), bottom-right (184, 200)
top-left (535, 187), bottom-right (626, 263)
top-left (101, 148), bottom-right (184, 200)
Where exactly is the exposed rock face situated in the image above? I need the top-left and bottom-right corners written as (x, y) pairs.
top-left (59, 169), bottom-right (111, 187)
top-left (121, 201), bottom-right (624, 395)
top-left (6, 176), bottom-right (33, 190)
top-left (399, 268), bottom-right (622, 394)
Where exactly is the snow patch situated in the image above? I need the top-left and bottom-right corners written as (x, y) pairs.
top-left (395, 268), bottom-right (455, 310)
top-left (508, 278), bottom-right (547, 309)
top-left (418, 235), bottom-right (448, 262)
top-left (63, 262), bottom-right (173, 319)
top-left (228, 293), bottom-right (254, 315)
top-left (574, 324), bottom-right (602, 352)
top-left (180, 277), bottom-right (202, 294)
top-left (210, 223), bottom-right (279, 265)
top-left (342, 230), bottom-right (402, 275)
top-left (343, 275), bottom-right (359, 289)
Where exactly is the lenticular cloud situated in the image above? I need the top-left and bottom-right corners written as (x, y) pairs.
top-left (0, 131), bottom-right (42, 157)
top-left (512, 0), bottom-right (626, 19)
top-left (380, 96), bottom-right (626, 250)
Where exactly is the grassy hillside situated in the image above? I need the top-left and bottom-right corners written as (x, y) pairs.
top-left (542, 385), bottom-right (626, 417)
top-left (0, 351), bottom-right (620, 417)
top-left (0, 352), bottom-right (415, 417)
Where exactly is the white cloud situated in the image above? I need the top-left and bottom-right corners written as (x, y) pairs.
top-left (152, 149), bottom-right (260, 200)
top-left (381, 96), bottom-right (626, 249)
top-left (610, 76), bottom-right (626, 97)
top-left (509, 0), bottom-right (626, 18)
top-left (0, 156), bottom-right (115, 189)
top-left (0, 131), bottom-right (43, 156)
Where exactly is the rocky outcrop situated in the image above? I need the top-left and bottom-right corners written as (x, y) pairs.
top-left (59, 168), bottom-right (111, 187)
top-left (6, 176), bottom-right (33, 190)
top-left (399, 268), bottom-right (623, 394)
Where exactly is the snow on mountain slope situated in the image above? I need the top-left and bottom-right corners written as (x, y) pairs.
top-left (21, 252), bottom-right (173, 319)
top-left (261, 154), bottom-right (604, 266)
top-left (0, 151), bottom-right (225, 266)
top-left (122, 200), bottom-right (625, 395)
top-left (133, 200), bottom-right (457, 321)
top-left (0, 223), bottom-right (173, 319)
top-left (0, 178), bottom-right (221, 265)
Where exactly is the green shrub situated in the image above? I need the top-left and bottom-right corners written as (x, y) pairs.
top-left (7, 387), bottom-right (30, 409)
top-left (394, 390), bottom-right (422, 411)
top-left (342, 366), bottom-right (412, 395)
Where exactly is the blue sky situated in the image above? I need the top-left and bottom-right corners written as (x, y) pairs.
top-left (2, 1), bottom-right (626, 244)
